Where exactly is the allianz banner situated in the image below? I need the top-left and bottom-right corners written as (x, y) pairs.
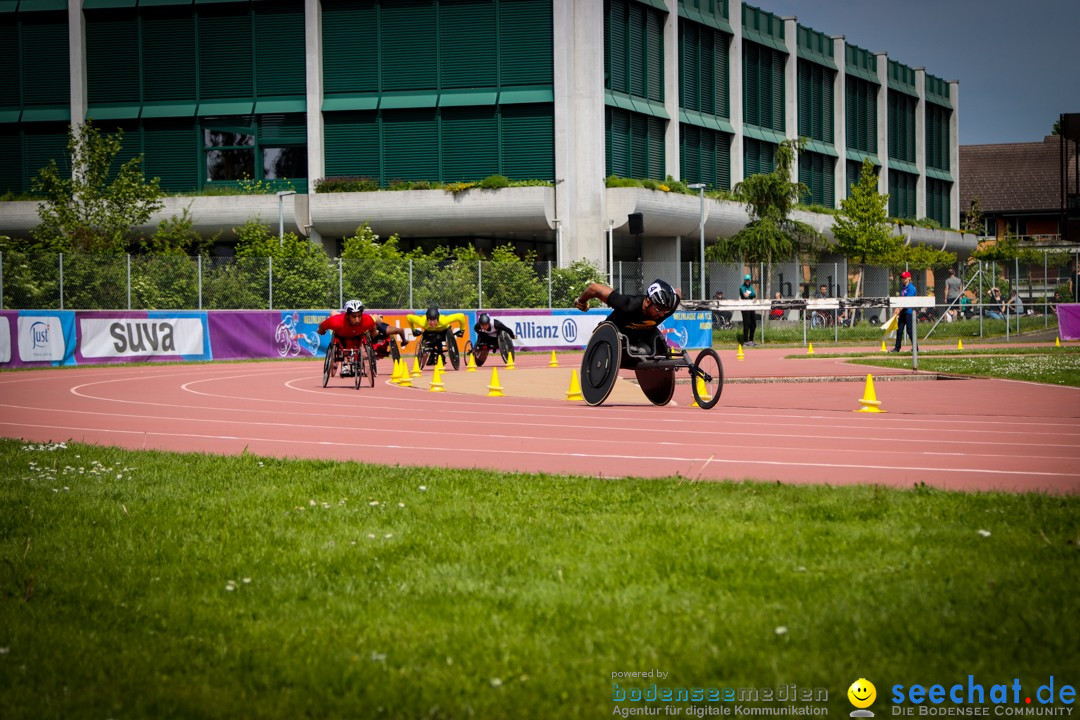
top-left (461, 308), bottom-right (713, 351)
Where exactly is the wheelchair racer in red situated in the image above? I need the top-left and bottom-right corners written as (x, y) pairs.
top-left (317, 299), bottom-right (374, 377)
top-left (368, 313), bottom-right (409, 361)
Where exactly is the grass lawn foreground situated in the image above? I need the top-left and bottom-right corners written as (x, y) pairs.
top-left (1, 438), bottom-right (1077, 719)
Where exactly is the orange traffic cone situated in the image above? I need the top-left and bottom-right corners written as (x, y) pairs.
top-left (854, 374), bottom-right (885, 413)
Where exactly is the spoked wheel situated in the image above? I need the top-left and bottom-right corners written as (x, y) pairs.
top-left (474, 344), bottom-right (489, 367)
top-left (363, 343), bottom-right (376, 387)
top-left (352, 351), bottom-right (363, 390)
top-left (463, 340), bottom-right (473, 366)
top-left (446, 329), bottom-right (460, 370)
top-left (498, 331), bottom-right (514, 364)
top-left (691, 348), bottom-right (724, 409)
top-left (322, 342), bottom-right (336, 388)
top-left (415, 338), bottom-right (428, 370)
top-left (580, 322), bottom-right (622, 407)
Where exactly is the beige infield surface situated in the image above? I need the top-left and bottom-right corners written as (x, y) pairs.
top-left (402, 362), bottom-right (653, 404)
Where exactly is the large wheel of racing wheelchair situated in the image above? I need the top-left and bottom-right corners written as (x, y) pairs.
top-left (580, 323), bottom-right (622, 406)
top-left (446, 329), bottom-right (461, 370)
top-left (690, 348), bottom-right (723, 409)
top-left (322, 340), bottom-right (338, 388)
top-left (635, 367), bottom-right (676, 406)
top-left (362, 342), bottom-right (376, 387)
top-left (498, 331), bottom-right (514, 364)
top-left (414, 334), bottom-right (434, 370)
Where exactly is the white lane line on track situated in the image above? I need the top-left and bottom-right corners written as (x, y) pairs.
top-left (5, 400), bottom-right (1079, 453)
top-left (3, 420), bottom-right (1079, 481)
top-left (59, 371), bottom-right (1080, 433)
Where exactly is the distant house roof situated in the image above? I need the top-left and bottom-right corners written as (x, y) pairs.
top-left (960, 135), bottom-right (1077, 214)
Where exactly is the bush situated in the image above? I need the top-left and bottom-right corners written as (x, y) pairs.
top-left (478, 174), bottom-right (510, 190)
top-left (314, 177), bottom-right (380, 193)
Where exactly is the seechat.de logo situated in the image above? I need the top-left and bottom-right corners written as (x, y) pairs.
top-left (561, 318), bottom-right (578, 343)
top-left (849, 678), bottom-right (877, 718)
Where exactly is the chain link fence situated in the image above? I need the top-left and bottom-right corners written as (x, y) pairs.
top-left (1, 252), bottom-right (1071, 342)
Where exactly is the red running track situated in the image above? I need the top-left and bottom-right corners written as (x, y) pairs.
top-left (1, 349), bottom-right (1078, 494)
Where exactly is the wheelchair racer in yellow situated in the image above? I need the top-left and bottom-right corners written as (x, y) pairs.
top-left (406, 306), bottom-right (469, 370)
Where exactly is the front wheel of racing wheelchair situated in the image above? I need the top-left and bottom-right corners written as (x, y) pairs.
top-left (580, 322), bottom-right (723, 409)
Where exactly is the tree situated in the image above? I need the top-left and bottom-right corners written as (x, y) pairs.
top-left (962, 197), bottom-right (985, 236)
top-left (340, 223), bottom-right (410, 308)
top-left (707, 140), bottom-right (823, 295)
top-left (31, 122), bottom-right (164, 253)
top-left (232, 219), bottom-right (336, 309)
top-left (832, 158), bottom-right (899, 266)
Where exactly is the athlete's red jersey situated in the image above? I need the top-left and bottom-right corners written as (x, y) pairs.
top-left (318, 312), bottom-right (375, 348)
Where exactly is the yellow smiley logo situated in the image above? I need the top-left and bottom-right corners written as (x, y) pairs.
top-left (848, 678), bottom-right (877, 709)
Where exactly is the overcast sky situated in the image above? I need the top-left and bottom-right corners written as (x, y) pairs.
top-left (757, 0), bottom-right (1079, 146)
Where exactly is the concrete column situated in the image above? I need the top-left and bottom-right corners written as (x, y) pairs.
top-left (949, 80), bottom-right (960, 229)
top-left (663, 0), bottom-right (680, 183)
top-left (875, 53), bottom-right (889, 197)
top-left (833, 36), bottom-right (847, 204)
top-left (915, 68), bottom-right (926, 219)
top-left (304, 0), bottom-right (324, 247)
top-left (783, 17), bottom-right (798, 184)
top-left (641, 238), bottom-right (681, 290)
top-left (69, 0), bottom-right (87, 125)
top-left (728, 0), bottom-right (744, 188)
top-left (553, 0), bottom-right (607, 268)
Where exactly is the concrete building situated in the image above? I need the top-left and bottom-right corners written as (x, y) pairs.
top-left (0, 0), bottom-right (968, 274)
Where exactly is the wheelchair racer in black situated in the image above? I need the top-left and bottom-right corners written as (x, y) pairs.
top-left (473, 313), bottom-right (516, 350)
top-left (574, 279), bottom-right (681, 363)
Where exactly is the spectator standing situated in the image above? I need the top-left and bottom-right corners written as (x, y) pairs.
top-left (888, 271), bottom-right (917, 353)
top-left (738, 274), bottom-right (757, 346)
top-left (944, 268), bottom-right (963, 311)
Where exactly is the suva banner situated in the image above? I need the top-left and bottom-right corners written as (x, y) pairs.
top-left (0, 307), bottom-right (714, 368)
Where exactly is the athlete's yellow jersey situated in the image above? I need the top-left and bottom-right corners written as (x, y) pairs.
top-left (406, 312), bottom-right (468, 334)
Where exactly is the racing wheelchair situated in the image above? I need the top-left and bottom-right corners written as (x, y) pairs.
top-left (322, 334), bottom-right (376, 389)
top-left (580, 322), bottom-right (723, 409)
top-left (463, 330), bottom-right (514, 367)
top-left (414, 328), bottom-right (462, 371)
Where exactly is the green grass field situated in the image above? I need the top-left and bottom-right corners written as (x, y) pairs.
top-left (1, 439), bottom-right (1077, 719)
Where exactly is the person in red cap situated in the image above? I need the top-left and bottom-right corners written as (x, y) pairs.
top-left (888, 270), bottom-right (918, 352)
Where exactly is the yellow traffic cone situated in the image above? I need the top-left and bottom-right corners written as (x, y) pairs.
top-left (880, 340), bottom-right (887, 352)
top-left (505, 352), bottom-right (516, 370)
top-left (957, 338), bottom-right (964, 351)
top-left (807, 342), bottom-right (815, 355)
top-left (411, 357), bottom-right (422, 376)
top-left (689, 375), bottom-right (711, 408)
top-left (566, 370), bottom-right (583, 401)
top-left (398, 361), bottom-right (412, 388)
top-left (487, 367), bottom-right (504, 397)
top-left (854, 374), bottom-right (885, 413)
top-left (390, 358), bottom-right (402, 384)
top-left (466, 352), bottom-right (478, 372)
top-left (548, 350), bottom-right (559, 368)
top-left (436, 354), bottom-right (444, 371)
top-left (429, 365), bottom-right (445, 393)
top-left (737, 344), bottom-right (745, 361)
top-left (1056, 337), bottom-right (1061, 348)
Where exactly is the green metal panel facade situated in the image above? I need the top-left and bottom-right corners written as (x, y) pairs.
top-left (605, 106), bottom-right (664, 179)
top-left (845, 75), bottom-right (877, 154)
top-left (797, 59), bottom-right (833, 144)
top-left (743, 40), bottom-right (784, 133)
top-left (680, 124), bottom-right (731, 190)
top-left (888, 169), bottom-right (917, 220)
top-left (845, 159), bottom-right (861, 197)
top-left (324, 111), bottom-right (381, 179)
top-left (799, 150), bottom-right (833, 207)
top-left (743, 137), bottom-right (776, 177)
top-left (606, 0), bottom-right (665, 104)
top-left (926, 177), bottom-right (951, 228)
top-left (679, 19), bottom-right (730, 119)
top-left (925, 102), bottom-right (950, 173)
top-left (887, 90), bottom-right (916, 164)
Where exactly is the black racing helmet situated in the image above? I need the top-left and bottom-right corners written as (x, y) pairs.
top-left (425, 307), bottom-right (440, 322)
top-left (478, 312), bottom-right (490, 325)
top-left (646, 279), bottom-right (679, 312)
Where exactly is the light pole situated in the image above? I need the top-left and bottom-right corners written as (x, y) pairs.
top-left (277, 190), bottom-right (297, 247)
top-left (689, 183), bottom-right (706, 298)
